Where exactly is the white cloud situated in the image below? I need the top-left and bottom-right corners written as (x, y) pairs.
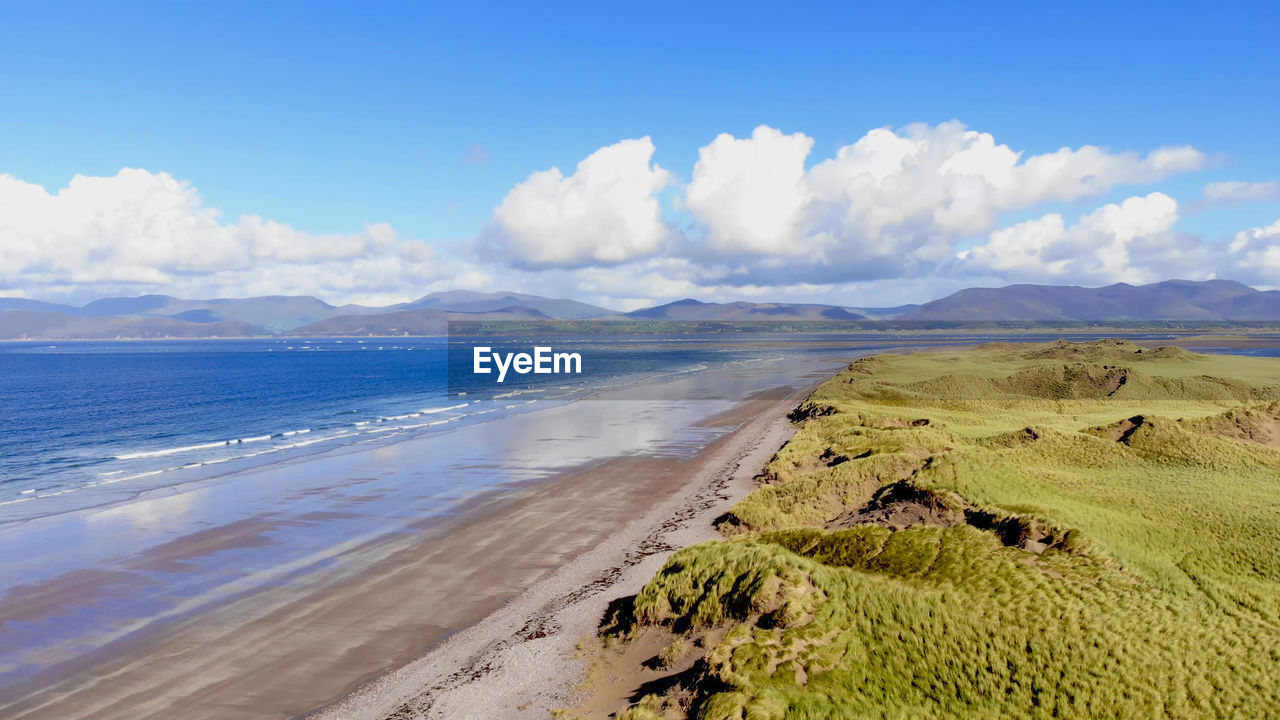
top-left (685, 126), bottom-right (814, 255)
top-left (959, 214), bottom-right (1074, 277)
top-left (482, 137), bottom-right (673, 268)
top-left (1203, 181), bottom-right (1280, 204)
top-left (0, 122), bottom-right (1250, 310)
top-left (675, 121), bottom-right (1206, 285)
top-left (958, 192), bottom-right (1215, 284)
top-left (1227, 219), bottom-right (1280, 278)
top-left (0, 168), bottom-right (451, 304)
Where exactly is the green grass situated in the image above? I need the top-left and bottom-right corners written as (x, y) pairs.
top-left (603, 340), bottom-right (1280, 719)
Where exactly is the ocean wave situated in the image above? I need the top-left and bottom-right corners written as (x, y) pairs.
top-left (114, 440), bottom-right (231, 461)
top-left (113, 428), bottom-right (312, 461)
top-left (395, 417), bottom-right (461, 431)
top-left (82, 406), bottom-right (476, 505)
top-left (494, 389), bottom-right (545, 399)
top-left (373, 402), bottom-right (468, 423)
top-left (57, 430), bottom-right (365, 502)
top-left (420, 402), bottom-right (469, 414)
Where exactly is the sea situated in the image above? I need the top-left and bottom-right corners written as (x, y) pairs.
top-left (2, 333), bottom-right (1276, 524)
top-left (0, 334), bottom-right (820, 522)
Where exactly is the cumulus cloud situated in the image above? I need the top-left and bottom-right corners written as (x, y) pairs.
top-left (0, 169), bottom-right (450, 304)
top-left (957, 193), bottom-right (1213, 284)
top-left (675, 121), bottom-right (1207, 285)
top-left (685, 126), bottom-right (814, 255)
top-left (1202, 180), bottom-right (1280, 205)
top-left (1, 121), bottom-right (1254, 310)
top-left (481, 137), bottom-right (673, 268)
top-left (1227, 219), bottom-right (1280, 281)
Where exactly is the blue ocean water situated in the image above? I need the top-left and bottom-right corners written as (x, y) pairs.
top-left (0, 335), bottom-right (814, 517)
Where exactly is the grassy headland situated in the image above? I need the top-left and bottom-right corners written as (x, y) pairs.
top-left (576, 339), bottom-right (1280, 719)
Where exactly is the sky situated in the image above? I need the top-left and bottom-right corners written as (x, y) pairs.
top-left (1, 1), bottom-right (1278, 310)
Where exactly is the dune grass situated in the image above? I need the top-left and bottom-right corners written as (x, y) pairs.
top-left (597, 340), bottom-right (1280, 719)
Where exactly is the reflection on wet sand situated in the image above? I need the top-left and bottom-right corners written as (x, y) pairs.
top-left (0, 354), bottom-right (838, 719)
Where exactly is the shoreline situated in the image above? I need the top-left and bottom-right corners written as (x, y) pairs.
top-left (0, 376), bottom-right (817, 720)
top-left (308, 383), bottom-right (813, 720)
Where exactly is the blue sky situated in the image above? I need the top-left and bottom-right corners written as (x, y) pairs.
top-left (2, 1), bottom-right (1278, 307)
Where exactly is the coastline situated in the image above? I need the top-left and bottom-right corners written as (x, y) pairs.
top-left (0, 374), bottom-right (818, 720)
top-left (308, 383), bottom-right (813, 720)
top-left (8, 335), bottom-right (1276, 719)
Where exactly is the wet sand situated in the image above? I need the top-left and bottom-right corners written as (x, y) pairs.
top-left (0, 366), bottom-right (822, 720)
top-left (312, 384), bottom-right (809, 720)
top-left (694, 385), bottom-right (794, 428)
top-left (1, 453), bottom-right (702, 719)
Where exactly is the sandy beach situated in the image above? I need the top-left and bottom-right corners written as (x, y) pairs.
top-left (0, 353), bottom-right (825, 720)
top-left (310, 384), bottom-right (807, 720)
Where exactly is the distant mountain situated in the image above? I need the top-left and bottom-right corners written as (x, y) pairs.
top-left (76, 294), bottom-right (182, 316)
top-left (0, 290), bottom-right (601, 339)
top-left (73, 294), bottom-right (374, 331)
top-left (287, 306), bottom-right (552, 336)
top-left (626, 299), bottom-right (867, 321)
top-left (900, 280), bottom-right (1280, 322)
top-left (0, 298), bottom-right (77, 314)
top-left (0, 310), bottom-right (265, 340)
top-left (846, 304), bottom-right (920, 321)
top-left (5, 280), bottom-right (1278, 340)
top-left (399, 290), bottom-right (613, 319)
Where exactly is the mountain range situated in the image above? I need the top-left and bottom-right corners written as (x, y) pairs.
top-left (2, 280), bottom-right (1278, 339)
top-left (625, 299), bottom-right (868, 322)
top-left (898, 279), bottom-right (1280, 322)
top-left (0, 290), bottom-right (615, 338)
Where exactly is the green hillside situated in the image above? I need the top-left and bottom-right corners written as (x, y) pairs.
top-left (584, 340), bottom-right (1280, 720)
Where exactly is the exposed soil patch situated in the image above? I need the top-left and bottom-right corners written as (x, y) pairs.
top-left (982, 426), bottom-right (1044, 449)
top-left (1104, 415), bottom-right (1149, 444)
top-left (824, 467), bottom-right (1080, 556)
top-left (829, 480), bottom-right (965, 531)
top-left (818, 448), bottom-right (850, 467)
top-left (876, 416), bottom-right (931, 428)
top-left (571, 601), bottom-right (736, 720)
top-left (1106, 369), bottom-right (1129, 396)
top-left (787, 401), bottom-right (836, 422)
top-left (570, 626), bottom-right (691, 719)
top-left (1179, 403), bottom-right (1280, 449)
top-left (964, 509), bottom-right (1073, 554)
top-left (845, 356), bottom-right (887, 375)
